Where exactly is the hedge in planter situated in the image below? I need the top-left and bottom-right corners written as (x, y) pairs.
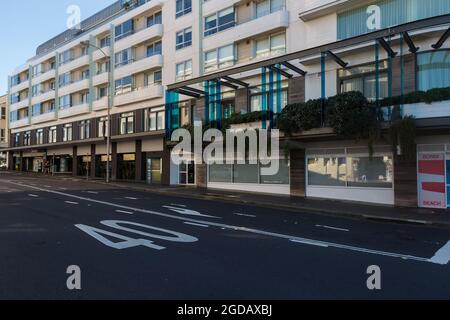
top-left (277, 98), bottom-right (323, 134)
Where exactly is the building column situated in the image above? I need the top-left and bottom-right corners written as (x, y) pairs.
top-left (19, 152), bottom-right (24, 172)
top-left (72, 146), bottom-right (78, 177)
top-left (7, 152), bottom-right (14, 171)
top-left (290, 149), bottom-right (306, 198)
top-left (196, 163), bottom-right (207, 189)
top-left (135, 140), bottom-right (142, 181)
top-left (162, 145), bottom-right (171, 186)
top-left (90, 144), bottom-right (96, 179)
top-left (394, 151), bottom-right (418, 207)
top-left (111, 142), bottom-right (117, 181)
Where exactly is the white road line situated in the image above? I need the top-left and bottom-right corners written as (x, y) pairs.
top-left (115, 210), bottom-right (134, 215)
top-left (28, 194), bottom-right (39, 198)
top-left (125, 197), bottom-right (138, 200)
top-left (87, 191), bottom-right (99, 195)
top-left (315, 225), bottom-right (350, 232)
top-left (3, 180), bottom-right (439, 265)
top-left (65, 201), bottom-right (79, 205)
top-left (171, 203), bottom-right (187, 207)
top-left (234, 213), bottom-right (257, 218)
top-left (184, 222), bottom-right (209, 228)
top-left (429, 241), bottom-right (450, 265)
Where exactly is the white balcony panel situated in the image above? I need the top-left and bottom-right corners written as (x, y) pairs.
top-left (93, 47), bottom-right (111, 61)
top-left (203, 0), bottom-right (246, 16)
top-left (93, 97), bottom-right (108, 111)
top-left (10, 118), bottom-right (30, 129)
top-left (31, 90), bottom-right (55, 105)
top-left (114, 55), bottom-right (163, 80)
top-left (114, 85), bottom-right (163, 107)
top-left (59, 103), bottom-right (90, 119)
top-left (58, 79), bottom-right (89, 97)
top-left (9, 99), bottom-right (29, 112)
top-left (58, 55), bottom-right (89, 74)
top-left (299, 0), bottom-right (365, 21)
top-left (203, 10), bottom-right (289, 52)
top-left (115, 24), bottom-right (163, 53)
top-left (10, 81), bottom-right (29, 94)
top-left (31, 69), bottom-right (56, 86)
top-left (32, 111), bottom-right (57, 125)
top-left (93, 72), bottom-right (109, 86)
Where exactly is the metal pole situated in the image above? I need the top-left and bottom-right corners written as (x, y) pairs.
top-left (106, 57), bottom-right (112, 183)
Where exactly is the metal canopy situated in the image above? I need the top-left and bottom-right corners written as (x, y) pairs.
top-left (281, 61), bottom-right (307, 76)
top-left (432, 27), bottom-right (450, 49)
top-left (181, 86), bottom-right (207, 96)
top-left (403, 31), bottom-right (419, 53)
top-left (326, 50), bottom-right (348, 68)
top-left (167, 14), bottom-right (450, 90)
top-left (222, 76), bottom-right (249, 88)
top-left (378, 38), bottom-right (398, 58)
top-left (268, 65), bottom-right (293, 78)
top-left (219, 81), bottom-right (238, 90)
top-left (174, 89), bottom-right (201, 98)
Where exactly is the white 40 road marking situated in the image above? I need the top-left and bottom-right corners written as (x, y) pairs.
top-left (75, 220), bottom-right (198, 250)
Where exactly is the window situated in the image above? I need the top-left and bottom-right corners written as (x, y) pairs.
top-left (10, 75), bottom-right (21, 87)
top-left (256, 33), bottom-right (286, 58)
top-left (339, 61), bottom-right (389, 101)
top-left (80, 91), bottom-right (89, 104)
top-left (99, 36), bottom-right (111, 48)
top-left (307, 154), bottom-right (393, 188)
top-left (147, 11), bottom-right (162, 27)
top-left (120, 112), bottom-right (135, 135)
top-left (115, 48), bottom-right (134, 68)
top-left (176, 0), bottom-right (192, 18)
top-left (14, 133), bottom-right (20, 147)
top-left (145, 70), bottom-right (162, 86)
top-left (36, 129), bottom-right (44, 145)
top-left (97, 60), bottom-right (110, 74)
top-left (145, 107), bottom-right (165, 131)
top-left (98, 116), bottom-right (109, 138)
top-left (63, 124), bottom-right (73, 142)
top-left (250, 89), bottom-right (288, 112)
top-left (147, 41), bottom-right (162, 57)
top-left (10, 92), bottom-right (20, 105)
top-left (23, 131), bottom-right (31, 146)
top-left (59, 72), bottom-right (71, 87)
top-left (59, 95), bottom-right (71, 109)
top-left (59, 50), bottom-right (73, 65)
top-left (32, 85), bottom-right (42, 97)
top-left (32, 104), bottom-right (42, 116)
top-left (176, 28), bottom-right (192, 50)
top-left (32, 64), bottom-right (43, 77)
top-left (49, 126), bottom-right (57, 143)
top-left (98, 86), bottom-right (109, 99)
top-left (115, 76), bottom-right (133, 95)
top-left (1, 107), bottom-right (5, 119)
top-left (176, 60), bottom-right (192, 81)
top-left (204, 7), bottom-right (235, 37)
top-left (417, 50), bottom-right (450, 92)
top-left (0, 129), bottom-right (4, 143)
top-left (204, 44), bottom-right (235, 72)
top-left (115, 19), bottom-right (134, 41)
top-left (81, 69), bottom-right (90, 80)
top-left (80, 120), bottom-right (91, 140)
top-left (256, 0), bottom-right (284, 18)
top-left (10, 111), bottom-right (18, 122)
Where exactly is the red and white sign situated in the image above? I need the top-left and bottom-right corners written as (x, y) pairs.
top-left (418, 153), bottom-right (446, 209)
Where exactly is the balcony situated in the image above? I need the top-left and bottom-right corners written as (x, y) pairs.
top-left (31, 90), bottom-right (55, 105)
top-left (93, 97), bottom-right (108, 111)
top-left (299, 0), bottom-right (363, 22)
top-left (31, 69), bottom-right (56, 86)
top-left (9, 99), bottom-right (29, 112)
top-left (203, 10), bottom-right (289, 52)
top-left (59, 103), bottom-right (90, 119)
top-left (58, 55), bottom-right (89, 74)
top-left (58, 79), bottom-right (89, 97)
top-left (93, 72), bottom-right (109, 86)
top-left (203, 0), bottom-right (246, 16)
top-left (10, 118), bottom-right (30, 129)
top-left (115, 24), bottom-right (163, 53)
top-left (32, 111), bottom-right (57, 125)
top-left (93, 47), bottom-right (110, 61)
top-left (10, 80), bottom-right (29, 94)
top-left (114, 54), bottom-right (163, 80)
top-left (114, 85), bottom-right (163, 107)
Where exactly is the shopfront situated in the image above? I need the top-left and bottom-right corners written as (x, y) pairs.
top-left (117, 153), bottom-right (136, 180)
top-left (305, 147), bottom-right (394, 205)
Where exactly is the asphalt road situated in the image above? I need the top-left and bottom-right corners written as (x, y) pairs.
top-left (1, 171), bottom-right (450, 299)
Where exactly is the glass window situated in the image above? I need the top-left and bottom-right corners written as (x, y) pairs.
top-left (98, 116), bottom-right (109, 138)
top-left (115, 76), bottom-right (133, 95)
top-left (49, 126), bottom-right (57, 143)
top-left (80, 120), bottom-right (91, 140)
top-left (234, 164), bottom-right (259, 183)
top-left (204, 44), bottom-right (234, 72)
top-left (347, 156), bottom-right (393, 188)
top-left (147, 11), bottom-right (162, 27)
top-left (209, 164), bottom-right (233, 183)
top-left (176, 0), bottom-right (192, 18)
top-left (145, 107), bottom-right (165, 131)
top-left (176, 60), bottom-right (192, 81)
top-left (36, 129), bottom-right (44, 145)
top-left (115, 48), bottom-right (133, 68)
top-left (115, 19), bottom-right (134, 41)
top-left (120, 112), bottom-right (134, 135)
top-left (63, 124), bottom-right (73, 142)
top-left (176, 28), bottom-right (192, 50)
top-left (417, 50), bottom-right (450, 91)
top-left (261, 159), bottom-right (290, 184)
top-left (204, 7), bottom-right (235, 37)
top-left (59, 95), bottom-right (71, 109)
top-left (308, 157), bottom-right (347, 187)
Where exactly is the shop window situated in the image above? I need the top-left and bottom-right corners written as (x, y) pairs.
top-left (417, 50), bottom-right (450, 92)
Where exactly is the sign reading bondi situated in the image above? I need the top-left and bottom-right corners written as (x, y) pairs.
top-left (171, 123), bottom-right (280, 176)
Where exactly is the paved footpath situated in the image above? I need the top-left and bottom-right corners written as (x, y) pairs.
top-left (1, 171), bottom-right (450, 299)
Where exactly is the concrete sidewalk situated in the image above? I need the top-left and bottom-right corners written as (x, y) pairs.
top-left (6, 171), bottom-right (450, 228)
top-left (81, 178), bottom-right (450, 229)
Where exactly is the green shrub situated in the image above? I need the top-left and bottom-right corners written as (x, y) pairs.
top-left (277, 99), bottom-right (323, 134)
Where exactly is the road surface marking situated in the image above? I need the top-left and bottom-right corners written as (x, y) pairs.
top-left (3, 180), bottom-right (439, 265)
top-left (163, 206), bottom-right (220, 219)
top-left (429, 241), bottom-right (450, 265)
top-left (65, 201), bottom-right (79, 205)
top-left (28, 194), bottom-right (39, 198)
top-left (184, 222), bottom-right (209, 228)
top-left (315, 225), bottom-right (350, 232)
top-left (290, 239), bottom-right (329, 248)
top-left (234, 213), bottom-right (257, 218)
top-left (59, 188), bottom-right (68, 190)
top-left (116, 210), bottom-right (134, 215)
top-left (125, 197), bottom-right (138, 200)
top-left (87, 191), bottom-right (99, 194)
top-left (171, 203), bottom-right (187, 207)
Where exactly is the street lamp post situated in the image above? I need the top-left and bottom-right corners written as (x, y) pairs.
top-left (81, 41), bottom-right (111, 183)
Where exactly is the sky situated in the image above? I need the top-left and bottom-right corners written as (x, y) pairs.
top-left (0, 0), bottom-right (115, 95)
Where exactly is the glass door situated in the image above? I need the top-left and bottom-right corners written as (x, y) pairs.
top-left (179, 161), bottom-right (195, 185)
top-left (147, 158), bottom-right (162, 185)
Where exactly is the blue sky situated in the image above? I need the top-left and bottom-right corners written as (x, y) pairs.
top-left (0, 0), bottom-right (115, 94)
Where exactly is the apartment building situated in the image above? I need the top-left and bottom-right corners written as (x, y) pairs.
top-left (0, 95), bottom-right (7, 168)
top-left (6, 0), bottom-right (450, 209)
